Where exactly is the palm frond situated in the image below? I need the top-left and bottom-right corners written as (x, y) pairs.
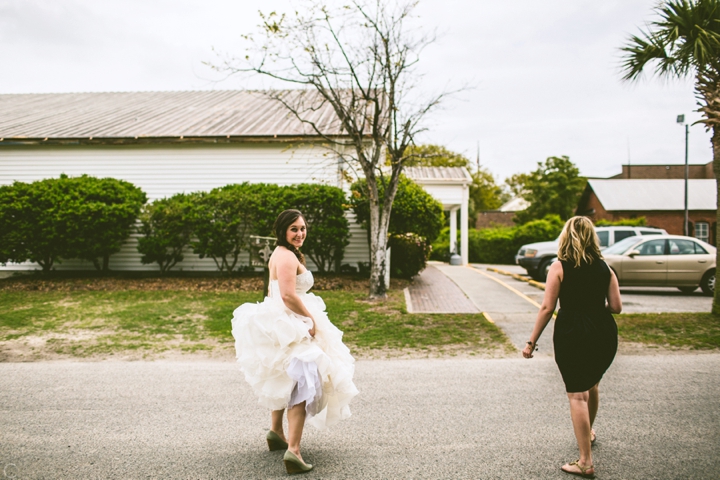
top-left (620, 0), bottom-right (720, 81)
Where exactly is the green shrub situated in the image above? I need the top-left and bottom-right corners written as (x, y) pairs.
top-left (137, 193), bottom-right (195, 273)
top-left (0, 175), bottom-right (146, 272)
top-left (389, 233), bottom-right (432, 279)
top-left (429, 215), bottom-right (564, 265)
top-left (0, 179), bottom-right (66, 271)
top-left (349, 175), bottom-right (444, 243)
top-left (187, 182), bottom-right (350, 273)
top-left (281, 184), bottom-right (350, 273)
top-left (58, 175), bottom-right (147, 270)
top-left (430, 227), bottom-right (453, 262)
top-left (191, 183), bottom-right (260, 273)
top-left (595, 217), bottom-right (647, 227)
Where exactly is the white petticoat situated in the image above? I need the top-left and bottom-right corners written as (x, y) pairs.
top-left (231, 272), bottom-right (358, 430)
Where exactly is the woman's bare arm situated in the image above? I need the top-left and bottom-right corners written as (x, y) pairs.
top-left (523, 260), bottom-right (562, 359)
top-left (275, 248), bottom-right (316, 336)
top-left (607, 268), bottom-right (622, 314)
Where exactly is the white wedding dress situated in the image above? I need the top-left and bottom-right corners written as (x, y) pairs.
top-left (231, 270), bottom-right (358, 430)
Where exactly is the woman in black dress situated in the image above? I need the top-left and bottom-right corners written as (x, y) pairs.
top-left (523, 216), bottom-right (622, 478)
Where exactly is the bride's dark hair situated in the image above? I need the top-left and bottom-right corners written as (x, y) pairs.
top-left (274, 209), bottom-right (307, 265)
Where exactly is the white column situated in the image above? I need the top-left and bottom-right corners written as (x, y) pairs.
top-left (461, 186), bottom-right (469, 265)
top-left (449, 208), bottom-right (457, 255)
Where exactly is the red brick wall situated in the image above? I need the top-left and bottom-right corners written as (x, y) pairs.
top-left (612, 162), bottom-right (714, 179)
top-left (475, 211), bottom-right (516, 229)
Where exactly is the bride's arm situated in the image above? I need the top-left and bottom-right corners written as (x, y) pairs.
top-left (276, 248), bottom-right (316, 336)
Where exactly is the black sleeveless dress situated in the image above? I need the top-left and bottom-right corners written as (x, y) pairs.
top-left (553, 259), bottom-right (618, 393)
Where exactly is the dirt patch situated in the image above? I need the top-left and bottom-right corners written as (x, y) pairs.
top-left (0, 274), bottom-right (410, 293)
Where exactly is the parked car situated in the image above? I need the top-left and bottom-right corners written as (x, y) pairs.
top-left (516, 226), bottom-right (667, 282)
top-left (602, 235), bottom-right (716, 295)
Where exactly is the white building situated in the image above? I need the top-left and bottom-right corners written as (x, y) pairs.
top-left (0, 90), bottom-right (471, 271)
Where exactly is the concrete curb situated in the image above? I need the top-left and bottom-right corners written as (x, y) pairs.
top-left (485, 267), bottom-right (546, 291)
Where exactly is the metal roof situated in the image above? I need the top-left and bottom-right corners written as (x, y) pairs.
top-left (588, 179), bottom-right (716, 211)
top-left (0, 90), bottom-right (343, 142)
top-left (498, 196), bottom-right (530, 212)
top-left (404, 166), bottom-right (472, 184)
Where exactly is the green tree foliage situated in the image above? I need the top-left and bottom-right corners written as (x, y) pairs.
top-left (511, 156), bottom-right (586, 224)
top-left (0, 175), bottom-right (146, 272)
top-left (619, 0), bottom-right (720, 313)
top-left (137, 194), bottom-right (195, 273)
top-left (59, 175), bottom-right (147, 271)
top-left (349, 176), bottom-right (444, 243)
top-left (402, 144), bottom-right (471, 167)
top-left (595, 217), bottom-right (647, 227)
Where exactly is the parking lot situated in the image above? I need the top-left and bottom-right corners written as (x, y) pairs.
top-left (477, 263), bottom-right (713, 314)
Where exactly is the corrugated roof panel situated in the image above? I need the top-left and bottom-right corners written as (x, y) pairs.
top-left (588, 179), bottom-right (716, 211)
top-left (404, 166), bottom-right (472, 181)
top-left (0, 90), bottom-right (344, 139)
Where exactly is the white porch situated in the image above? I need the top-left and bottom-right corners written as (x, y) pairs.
top-left (404, 167), bottom-right (473, 265)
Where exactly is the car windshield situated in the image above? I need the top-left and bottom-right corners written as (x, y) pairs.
top-left (603, 236), bottom-right (643, 255)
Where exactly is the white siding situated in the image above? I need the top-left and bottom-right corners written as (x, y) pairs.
top-left (0, 143), bottom-right (369, 271)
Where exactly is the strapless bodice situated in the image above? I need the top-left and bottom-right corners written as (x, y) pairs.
top-left (269, 270), bottom-right (314, 297)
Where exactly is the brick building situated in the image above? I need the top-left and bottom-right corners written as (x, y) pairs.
top-left (611, 161), bottom-right (713, 180)
top-left (475, 196), bottom-right (528, 229)
top-left (576, 178), bottom-right (716, 245)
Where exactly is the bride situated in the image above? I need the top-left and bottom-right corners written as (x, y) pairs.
top-left (231, 209), bottom-right (358, 474)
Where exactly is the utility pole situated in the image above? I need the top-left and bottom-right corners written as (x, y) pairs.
top-left (677, 114), bottom-right (689, 236)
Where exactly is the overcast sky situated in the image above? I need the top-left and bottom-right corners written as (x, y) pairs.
top-left (0, 0), bottom-right (712, 181)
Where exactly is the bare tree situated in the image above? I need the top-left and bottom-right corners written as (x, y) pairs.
top-left (213, 0), bottom-right (447, 299)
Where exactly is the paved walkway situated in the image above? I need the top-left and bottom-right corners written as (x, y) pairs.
top-left (405, 264), bottom-right (479, 313)
top-left (434, 264), bottom-right (553, 356)
top-left (2, 356), bottom-right (719, 479)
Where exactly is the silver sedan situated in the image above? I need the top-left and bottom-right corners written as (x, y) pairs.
top-left (603, 235), bottom-right (716, 295)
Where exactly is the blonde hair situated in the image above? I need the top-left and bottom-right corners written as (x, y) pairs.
top-left (557, 216), bottom-right (603, 268)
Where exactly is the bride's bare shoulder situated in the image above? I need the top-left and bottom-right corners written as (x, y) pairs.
top-left (270, 246), bottom-right (298, 265)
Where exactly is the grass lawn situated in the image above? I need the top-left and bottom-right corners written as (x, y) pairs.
top-left (0, 288), bottom-right (512, 360)
top-left (616, 312), bottom-right (720, 350)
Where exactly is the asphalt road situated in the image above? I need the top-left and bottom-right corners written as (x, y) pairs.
top-left (1, 356), bottom-right (719, 479)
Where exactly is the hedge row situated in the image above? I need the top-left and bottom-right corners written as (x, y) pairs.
top-left (431, 215), bottom-right (564, 264)
top-left (139, 182), bottom-right (350, 273)
top-left (0, 176), bottom-right (350, 273)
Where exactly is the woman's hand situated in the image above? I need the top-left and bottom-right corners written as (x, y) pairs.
top-left (308, 320), bottom-right (316, 338)
top-left (522, 341), bottom-right (536, 359)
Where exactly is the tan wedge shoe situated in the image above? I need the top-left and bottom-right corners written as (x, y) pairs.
top-left (283, 450), bottom-right (313, 474)
top-left (266, 430), bottom-right (288, 451)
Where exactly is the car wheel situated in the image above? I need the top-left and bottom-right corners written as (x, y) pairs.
top-left (700, 269), bottom-right (716, 296)
top-left (536, 258), bottom-right (553, 283)
top-left (677, 286), bottom-right (697, 294)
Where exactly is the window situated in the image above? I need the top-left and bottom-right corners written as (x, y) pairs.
top-left (695, 222), bottom-right (709, 243)
top-left (596, 231), bottom-right (609, 247)
top-left (636, 239), bottom-right (666, 256)
top-left (639, 230), bottom-right (662, 235)
top-left (668, 239), bottom-right (697, 255)
top-left (614, 230), bottom-right (636, 243)
top-left (695, 242), bottom-right (708, 254)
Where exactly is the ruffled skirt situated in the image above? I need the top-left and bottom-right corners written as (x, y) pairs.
top-left (231, 292), bottom-right (358, 430)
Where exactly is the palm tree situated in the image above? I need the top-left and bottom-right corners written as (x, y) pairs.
top-left (620, 0), bottom-right (720, 312)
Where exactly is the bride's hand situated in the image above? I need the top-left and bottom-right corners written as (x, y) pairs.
top-left (308, 320), bottom-right (316, 338)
